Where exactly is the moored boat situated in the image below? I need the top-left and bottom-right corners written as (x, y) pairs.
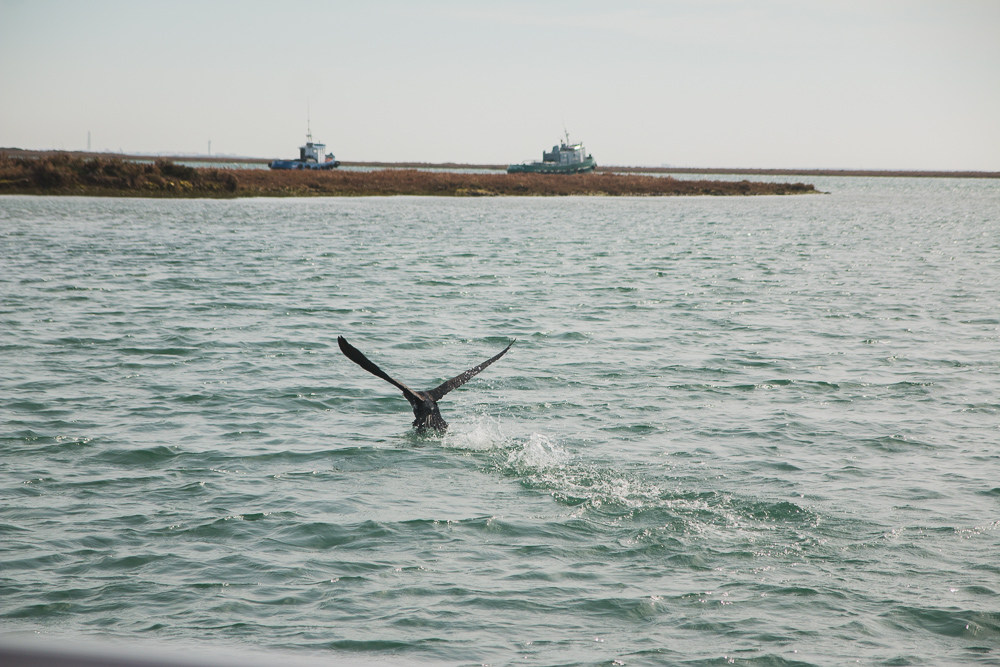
top-left (269, 128), bottom-right (340, 170)
top-left (507, 132), bottom-right (596, 174)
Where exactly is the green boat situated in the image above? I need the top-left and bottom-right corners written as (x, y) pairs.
top-left (507, 132), bottom-right (597, 174)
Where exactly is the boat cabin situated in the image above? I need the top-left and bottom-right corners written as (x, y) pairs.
top-left (299, 139), bottom-right (333, 164)
top-left (542, 133), bottom-right (588, 166)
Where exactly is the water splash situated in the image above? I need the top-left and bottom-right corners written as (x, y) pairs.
top-left (504, 433), bottom-right (570, 470)
top-left (439, 414), bottom-right (507, 451)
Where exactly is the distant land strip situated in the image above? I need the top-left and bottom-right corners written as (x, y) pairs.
top-left (345, 162), bottom-right (1000, 179)
top-left (2, 149), bottom-right (998, 179)
top-left (599, 166), bottom-right (1000, 179)
top-left (0, 152), bottom-right (818, 198)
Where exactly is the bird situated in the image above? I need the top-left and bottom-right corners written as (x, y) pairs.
top-left (338, 336), bottom-right (514, 431)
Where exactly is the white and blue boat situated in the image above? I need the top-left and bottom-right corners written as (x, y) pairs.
top-left (269, 126), bottom-right (340, 170)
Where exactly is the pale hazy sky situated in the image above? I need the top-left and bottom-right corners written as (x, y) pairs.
top-left (2, 0), bottom-right (998, 169)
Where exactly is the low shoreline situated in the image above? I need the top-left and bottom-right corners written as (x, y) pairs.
top-left (3, 148), bottom-right (997, 179)
top-left (0, 153), bottom-right (819, 198)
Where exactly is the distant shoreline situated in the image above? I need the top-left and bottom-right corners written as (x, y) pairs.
top-left (2, 148), bottom-right (997, 179)
top-left (1, 152), bottom-right (819, 198)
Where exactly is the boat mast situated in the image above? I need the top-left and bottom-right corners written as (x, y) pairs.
top-left (307, 101), bottom-right (313, 144)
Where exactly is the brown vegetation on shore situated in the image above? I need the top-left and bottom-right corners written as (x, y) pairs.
top-left (0, 153), bottom-right (818, 198)
top-left (0, 153), bottom-right (238, 197)
top-left (236, 168), bottom-right (818, 197)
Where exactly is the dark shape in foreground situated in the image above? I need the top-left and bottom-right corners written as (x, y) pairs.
top-left (338, 336), bottom-right (514, 431)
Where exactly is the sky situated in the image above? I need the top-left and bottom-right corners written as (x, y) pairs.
top-left (1, 0), bottom-right (998, 170)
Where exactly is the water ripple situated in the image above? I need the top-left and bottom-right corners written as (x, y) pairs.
top-left (2, 184), bottom-right (1000, 665)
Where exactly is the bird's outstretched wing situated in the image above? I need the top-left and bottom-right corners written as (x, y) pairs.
top-left (338, 336), bottom-right (419, 402)
top-left (428, 340), bottom-right (514, 401)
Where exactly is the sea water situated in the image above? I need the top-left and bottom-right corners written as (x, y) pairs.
top-left (1, 178), bottom-right (998, 666)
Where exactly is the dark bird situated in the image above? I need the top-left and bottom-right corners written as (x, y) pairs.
top-left (338, 336), bottom-right (514, 431)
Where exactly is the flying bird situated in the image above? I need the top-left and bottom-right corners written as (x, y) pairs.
top-left (338, 336), bottom-right (514, 431)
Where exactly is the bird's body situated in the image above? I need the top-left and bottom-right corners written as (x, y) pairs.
top-left (338, 336), bottom-right (513, 431)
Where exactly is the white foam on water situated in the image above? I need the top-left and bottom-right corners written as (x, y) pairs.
top-left (440, 414), bottom-right (508, 451)
top-left (505, 433), bottom-right (570, 470)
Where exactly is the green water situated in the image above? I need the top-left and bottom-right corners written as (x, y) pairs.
top-left (1, 179), bottom-right (999, 665)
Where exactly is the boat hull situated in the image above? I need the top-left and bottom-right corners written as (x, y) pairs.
top-left (507, 157), bottom-right (597, 174)
top-left (269, 160), bottom-right (340, 170)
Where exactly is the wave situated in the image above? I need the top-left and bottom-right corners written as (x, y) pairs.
top-left (437, 417), bottom-right (822, 550)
